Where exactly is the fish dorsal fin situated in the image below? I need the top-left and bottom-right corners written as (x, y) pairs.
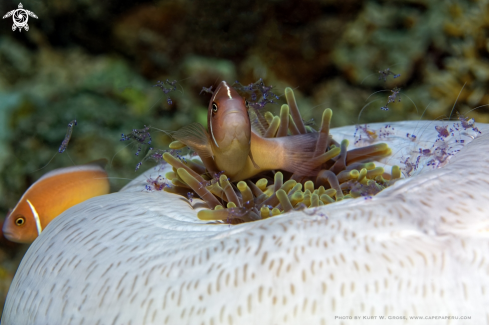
top-left (249, 107), bottom-right (268, 137)
top-left (84, 158), bottom-right (108, 170)
top-left (37, 161), bottom-right (107, 182)
top-left (173, 123), bottom-right (214, 159)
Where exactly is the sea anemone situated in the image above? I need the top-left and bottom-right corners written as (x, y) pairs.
top-left (162, 87), bottom-right (396, 224)
top-left (2, 112), bottom-right (488, 324)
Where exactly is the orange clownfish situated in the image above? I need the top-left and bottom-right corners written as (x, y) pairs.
top-left (174, 81), bottom-right (318, 181)
top-left (3, 160), bottom-right (110, 244)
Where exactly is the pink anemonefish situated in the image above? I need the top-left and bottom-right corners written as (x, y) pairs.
top-left (174, 81), bottom-right (319, 181)
top-left (3, 159), bottom-right (110, 244)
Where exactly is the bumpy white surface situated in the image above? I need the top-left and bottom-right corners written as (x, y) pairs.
top-left (3, 121), bottom-right (489, 325)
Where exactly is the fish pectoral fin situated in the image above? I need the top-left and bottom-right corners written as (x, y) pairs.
top-left (281, 133), bottom-right (319, 175)
top-left (173, 123), bottom-right (214, 159)
top-left (249, 107), bottom-right (269, 137)
top-left (249, 150), bottom-right (260, 169)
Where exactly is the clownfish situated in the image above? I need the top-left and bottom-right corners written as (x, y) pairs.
top-left (174, 81), bottom-right (318, 181)
top-left (3, 159), bottom-right (110, 244)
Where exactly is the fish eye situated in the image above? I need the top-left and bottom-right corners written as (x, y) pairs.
top-left (15, 216), bottom-right (25, 226)
top-left (212, 103), bottom-right (218, 114)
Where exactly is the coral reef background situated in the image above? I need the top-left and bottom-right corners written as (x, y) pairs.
top-left (0, 0), bottom-right (488, 315)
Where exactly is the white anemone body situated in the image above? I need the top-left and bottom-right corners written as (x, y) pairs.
top-left (2, 121), bottom-right (489, 325)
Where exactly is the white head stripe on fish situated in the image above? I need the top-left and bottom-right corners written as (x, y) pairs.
top-left (211, 87), bottom-right (219, 102)
top-left (209, 118), bottom-right (220, 148)
top-left (223, 81), bottom-right (232, 99)
top-left (26, 199), bottom-right (43, 236)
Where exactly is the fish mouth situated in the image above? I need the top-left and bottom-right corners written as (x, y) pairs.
top-left (220, 119), bottom-right (250, 148)
top-left (223, 109), bottom-right (243, 116)
top-left (2, 231), bottom-right (31, 244)
top-left (222, 110), bottom-right (248, 124)
top-left (2, 230), bottom-right (17, 241)
top-left (2, 227), bottom-right (27, 243)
